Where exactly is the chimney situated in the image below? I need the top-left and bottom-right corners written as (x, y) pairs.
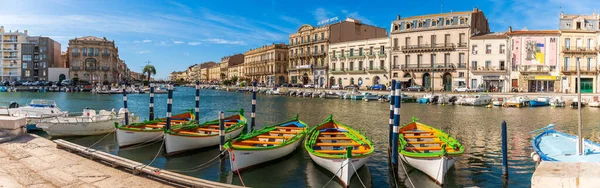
top-left (397, 15), bottom-right (401, 20)
top-left (508, 26), bottom-right (512, 33)
top-left (24, 30), bottom-right (28, 35)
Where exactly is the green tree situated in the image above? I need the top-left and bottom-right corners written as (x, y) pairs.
top-left (232, 76), bottom-right (239, 83)
top-left (142, 65), bottom-right (156, 85)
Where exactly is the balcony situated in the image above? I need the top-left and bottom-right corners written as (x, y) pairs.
top-left (367, 67), bottom-right (387, 73)
top-left (561, 66), bottom-right (597, 74)
top-left (562, 46), bottom-right (597, 54)
top-left (102, 53), bottom-right (110, 57)
top-left (391, 65), bottom-right (401, 70)
top-left (102, 67), bottom-right (110, 71)
top-left (470, 66), bottom-right (507, 74)
top-left (347, 67), bottom-right (365, 74)
top-left (71, 52), bottom-right (80, 56)
top-left (457, 63), bottom-right (467, 68)
top-left (0, 64), bottom-right (19, 69)
top-left (401, 63), bottom-right (456, 72)
top-left (2, 40), bottom-right (18, 43)
top-left (330, 68), bottom-right (345, 74)
top-left (2, 48), bottom-right (17, 51)
top-left (401, 43), bottom-right (456, 53)
top-left (313, 51), bottom-right (326, 56)
top-left (519, 65), bottom-right (551, 73)
top-left (378, 53), bottom-right (386, 58)
top-left (457, 43), bottom-right (468, 48)
top-left (85, 66), bottom-right (97, 71)
top-left (347, 54), bottom-right (365, 59)
top-left (71, 66), bottom-right (81, 71)
top-left (3, 56), bottom-right (19, 60)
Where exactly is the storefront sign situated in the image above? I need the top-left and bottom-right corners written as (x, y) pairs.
top-left (296, 65), bottom-right (312, 69)
top-left (530, 76), bottom-right (559, 81)
top-left (483, 76), bottom-right (500, 80)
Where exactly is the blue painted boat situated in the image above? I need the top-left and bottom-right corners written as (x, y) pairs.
top-left (0, 86), bottom-right (7, 92)
top-left (531, 125), bottom-right (600, 162)
top-left (529, 97), bottom-right (550, 107)
top-left (417, 94), bottom-right (433, 104)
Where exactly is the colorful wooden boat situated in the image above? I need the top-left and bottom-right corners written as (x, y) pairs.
top-left (225, 115), bottom-right (308, 172)
top-left (115, 112), bottom-right (193, 147)
top-left (304, 115), bottom-right (374, 187)
top-left (531, 125), bottom-right (600, 162)
top-left (397, 117), bottom-right (464, 185)
top-left (164, 112), bottom-right (246, 155)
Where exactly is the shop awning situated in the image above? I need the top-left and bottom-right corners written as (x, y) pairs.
top-left (529, 76), bottom-right (560, 81)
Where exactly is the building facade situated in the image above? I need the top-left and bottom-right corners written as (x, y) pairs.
top-left (558, 12), bottom-right (599, 93)
top-left (1, 26), bottom-right (29, 81)
top-left (20, 36), bottom-right (61, 81)
top-left (68, 36), bottom-right (123, 83)
top-left (508, 29), bottom-right (561, 93)
top-left (228, 63), bottom-right (244, 79)
top-left (209, 63), bottom-right (221, 82)
top-left (468, 33), bottom-right (509, 92)
top-left (244, 44), bottom-right (288, 86)
top-left (288, 25), bottom-right (329, 86)
top-left (390, 8), bottom-right (490, 91)
top-left (328, 37), bottom-right (391, 89)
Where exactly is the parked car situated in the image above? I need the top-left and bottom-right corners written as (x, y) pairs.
top-left (370, 84), bottom-right (386, 90)
top-left (61, 79), bottom-right (72, 86)
top-left (279, 83), bottom-right (290, 87)
top-left (453, 85), bottom-right (469, 92)
top-left (331, 84), bottom-right (341, 90)
top-left (405, 85), bottom-right (424, 91)
top-left (468, 87), bottom-right (485, 92)
top-left (343, 84), bottom-right (359, 90)
top-left (303, 84), bottom-right (314, 88)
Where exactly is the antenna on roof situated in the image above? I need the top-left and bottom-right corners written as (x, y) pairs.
top-left (440, 0), bottom-right (443, 14)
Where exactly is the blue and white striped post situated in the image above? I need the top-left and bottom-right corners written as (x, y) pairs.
top-left (122, 82), bottom-right (129, 125)
top-left (165, 82), bottom-right (173, 130)
top-left (249, 81), bottom-right (257, 133)
top-left (149, 83), bottom-right (155, 121)
top-left (388, 80), bottom-right (396, 149)
top-left (195, 80), bottom-right (200, 124)
top-left (219, 111), bottom-right (225, 156)
top-left (391, 82), bottom-right (402, 169)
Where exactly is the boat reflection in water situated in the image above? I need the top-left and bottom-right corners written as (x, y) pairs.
top-left (397, 160), bottom-right (458, 188)
top-left (227, 148), bottom-right (306, 187)
top-left (305, 158), bottom-right (372, 188)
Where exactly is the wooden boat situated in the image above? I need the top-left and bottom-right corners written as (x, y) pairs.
top-left (550, 96), bottom-right (566, 107)
top-left (37, 108), bottom-right (139, 137)
top-left (164, 112), bottom-right (246, 155)
top-left (304, 115), bottom-right (374, 187)
top-left (570, 97), bottom-right (586, 108)
top-left (226, 115), bottom-right (308, 172)
top-left (115, 112), bottom-right (193, 147)
top-left (531, 125), bottom-right (600, 162)
top-left (529, 97), bottom-right (550, 107)
top-left (397, 118), bottom-right (464, 185)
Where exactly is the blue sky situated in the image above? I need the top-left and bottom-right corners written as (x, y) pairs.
top-left (2, 0), bottom-right (599, 79)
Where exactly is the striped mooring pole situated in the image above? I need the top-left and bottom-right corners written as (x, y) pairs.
top-left (195, 80), bottom-right (200, 124)
top-left (122, 82), bottom-right (129, 125)
top-left (388, 80), bottom-right (396, 149)
top-left (501, 121), bottom-right (509, 179)
top-left (149, 83), bottom-right (155, 121)
top-left (165, 82), bottom-right (173, 130)
top-left (218, 111), bottom-right (225, 156)
top-left (391, 81), bottom-right (402, 169)
top-left (249, 81), bottom-right (257, 133)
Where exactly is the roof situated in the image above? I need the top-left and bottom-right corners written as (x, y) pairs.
top-left (401, 11), bottom-right (473, 20)
top-left (471, 32), bottom-right (507, 40)
top-left (73, 36), bottom-right (107, 41)
top-left (507, 30), bottom-right (560, 35)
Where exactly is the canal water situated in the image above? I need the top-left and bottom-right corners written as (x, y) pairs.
top-left (2, 88), bottom-right (600, 188)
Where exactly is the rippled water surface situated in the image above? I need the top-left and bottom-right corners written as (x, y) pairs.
top-left (3, 88), bottom-right (600, 188)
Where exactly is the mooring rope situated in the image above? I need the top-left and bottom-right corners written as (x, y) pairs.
top-left (118, 134), bottom-right (164, 151)
top-left (85, 128), bottom-right (116, 152)
top-left (231, 149), bottom-right (247, 187)
top-left (399, 157), bottom-right (415, 188)
top-left (166, 150), bottom-right (227, 173)
top-left (137, 140), bottom-right (164, 170)
top-left (350, 162), bottom-right (367, 188)
top-left (322, 157), bottom-right (350, 188)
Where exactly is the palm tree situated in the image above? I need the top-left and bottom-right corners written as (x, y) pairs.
top-left (142, 65), bottom-right (156, 84)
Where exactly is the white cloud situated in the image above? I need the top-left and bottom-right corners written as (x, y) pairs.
top-left (313, 8), bottom-right (332, 22)
top-left (142, 39), bottom-right (152, 43)
top-left (173, 41), bottom-right (184, 44)
top-left (137, 50), bottom-right (150, 54)
top-left (187, 42), bottom-right (201, 46)
top-left (280, 15), bottom-right (302, 26)
top-left (203, 38), bottom-right (246, 45)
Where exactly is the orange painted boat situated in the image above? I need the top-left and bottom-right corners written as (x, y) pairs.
top-left (115, 112), bottom-right (193, 147)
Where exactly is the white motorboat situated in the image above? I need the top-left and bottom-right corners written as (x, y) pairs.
top-left (550, 96), bottom-right (566, 107)
top-left (570, 97), bottom-right (586, 108)
top-left (462, 93), bottom-right (491, 106)
top-left (588, 96), bottom-right (600, 107)
top-left (36, 108), bottom-right (139, 137)
top-left (362, 92), bottom-right (379, 101)
top-left (6, 100), bottom-right (68, 130)
top-left (492, 97), bottom-right (505, 106)
top-left (503, 96), bottom-right (530, 107)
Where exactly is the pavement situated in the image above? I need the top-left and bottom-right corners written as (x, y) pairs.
top-left (0, 134), bottom-right (172, 188)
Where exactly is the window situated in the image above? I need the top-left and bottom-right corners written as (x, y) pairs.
top-left (576, 22), bottom-right (581, 30)
top-left (321, 33), bottom-right (325, 40)
top-left (459, 72), bottom-right (464, 78)
top-left (73, 60), bottom-right (79, 67)
top-left (25, 70), bottom-right (30, 77)
top-left (500, 61), bottom-right (505, 70)
top-left (369, 61), bottom-right (373, 70)
top-left (82, 48), bottom-right (87, 56)
top-left (564, 57), bottom-right (570, 68)
top-left (446, 19), bottom-right (450, 25)
top-left (315, 34), bottom-right (318, 41)
top-left (358, 61), bottom-right (363, 70)
top-left (359, 48), bottom-right (363, 56)
top-left (321, 45), bottom-right (324, 53)
top-left (587, 58), bottom-right (592, 71)
top-left (380, 60), bottom-right (385, 69)
top-left (307, 36), bottom-right (310, 43)
top-left (404, 55), bottom-right (409, 66)
top-left (417, 54), bottom-right (422, 66)
top-left (349, 62), bottom-right (354, 70)
top-left (72, 48), bottom-right (78, 53)
top-left (460, 18), bottom-right (465, 24)
top-left (432, 21), bottom-right (437, 26)
top-left (393, 56), bottom-right (398, 67)
top-left (341, 49), bottom-right (344, 57)
top-left (341, 62), bottom-right (345, 70)
top-left (350, 48), bottom-right (354, 56)
top-left (486, 45), bottom-right (492, 54)
top-left (472, 45), bottom-right (478, 55)
top-left (332, 63), bottom-right (336, 70)
top-left (444, 53), bottom-right (450, 65)
top-left (369, 47), bottom-right (373, 55)
top-left (431, 54), bottom-right (436, 65)
top-left (94, 48), bottom-right (99, 56)
top-left (321, 58), bottom-right (325, 67)
top-left (565, 38), bottom-right (571, 49)
top-left (444, 34), bottom-right (450, 44)
top-left (22, 62), bottom-right (27, 68)
top-left (417, 36), bottom-right (423, 46)
top-left (485, 61), bottom-right (491, 69)
top-left (314, 46), bottom-right (318, 53)
top-left (88, 48), bottom-right (93, 56)
top-left (332, 50), bottom-right (336, 56)
top-left (23, 55), bottom-right (32, 61)
top-left (472, 61), bottom-right (478, 69)
top-left (500, 44), bottom-right (506, 54)
top-left (405, 37), bottom-right (410, 46)
top-left (459, 53), bottom-right (465, 65)
top-left (459, 33), bottom-right (465, 45)
top-left (587, 39), bottom-right (593, 49)
top-left (393, 73), bottom-right (398, 78)
top-left (431, 35), bottom-right (436, 45)
top-left (393, 38), bottom-right (398, 49)
top-left (380, 46), bottom-right (385, 54)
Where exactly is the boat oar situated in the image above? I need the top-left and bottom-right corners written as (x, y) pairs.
top-left (529, 124), bottom-right (556, 134)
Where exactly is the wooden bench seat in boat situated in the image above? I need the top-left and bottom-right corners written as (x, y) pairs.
top-left (402, 130), bottom-right (435, 134)
top-left (275, 126), bottom-right (304, 130)
top-left (317, 137), bottom-right (352, 140)
top-left (240, 140), bottom-right (282, 145)
top-left (404, 146), bottom-right (452, 151)
top-left (407, 141), bottom-right (444, 144)
top-left (256, 135), bottom-right (293, 139)
top-left (270, 131), bottom-right (298, 134)
top-left (176, 131), bottom-right (208, 136)
top-left (197, 128), bottom-right (220, 132)
top-left (315, 149), bottom-right (370, 154)
top-left (404, 135), bottom-right (437, 139)
top-left (318, 132), bottom-right (346, 135)
top-left (314, 142), bottom-right (361, 147)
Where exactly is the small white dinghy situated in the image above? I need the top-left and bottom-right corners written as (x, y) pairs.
top-left (37, 108), bottom-right (139, 137)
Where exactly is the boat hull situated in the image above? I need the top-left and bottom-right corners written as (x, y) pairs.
top-left (400, 155), bottom-right (458, 185)
top-left (165, 127), bottom-right (244, 155)
top-left (417, 98), bottom-right (430, 104)
top-left (116, 128), bottom-right (164, 147)
top-left (229, 137), bottom-right (303, 171)
top-left (308, 152), bottom-right (368, 187)
top-left (530, 101), bottom-right (549, 107)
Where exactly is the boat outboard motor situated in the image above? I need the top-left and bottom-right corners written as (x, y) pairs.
top-left (449, 96), bottom-right (458, 105)
top-left (431, 96), bottom-right (439, 104)
top-left (8, 101), bottom-right (19, 108)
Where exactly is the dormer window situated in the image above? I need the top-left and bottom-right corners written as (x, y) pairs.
top-left (432, 21), bottom-right (437, 26)
top-left (418, 22), bottom-right (423, 28)
top-left (394, 25), bottom-right (399, 31)
top-left (406, 23), bottom-right (412, 29)
top-left (460, 18), bottom-right (465, 24)
top-left (446, 19), bottom-right (450, 26)
top-left (576, 22), bottom-right (582, 30)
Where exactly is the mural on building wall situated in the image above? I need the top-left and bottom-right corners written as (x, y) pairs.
top-left (547, 37), bottom-right (557, 66)
top-left (523, 37), bottom-right (545, 65)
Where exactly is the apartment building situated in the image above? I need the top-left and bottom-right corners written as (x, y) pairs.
top-left (558, 12), bottom-right (599, 93)
top-left (468, 32), bottom-right (509, 92)
top-left (220, 54), bottom-right (244, 80)
top-left (209, 63), bottom-right (221, 82)
top-left (228, 63), bottom-right (244, 79)
top-left (0, 26), bottom-right (29, 81)
top-left (507, 29), bottom-right (561, 93)
top-left (244, 43), bottom-right (288, 86)
top-left (199, 61), bottom-right (216, 82)
top-left (20, 37), bottom-right (61, 81)
top-left (390, 8), bottom-right (490, 91)
top-left (329, 37), bottom-right (390, 89)
top-left (68, 36), bottom-right (124, 83)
